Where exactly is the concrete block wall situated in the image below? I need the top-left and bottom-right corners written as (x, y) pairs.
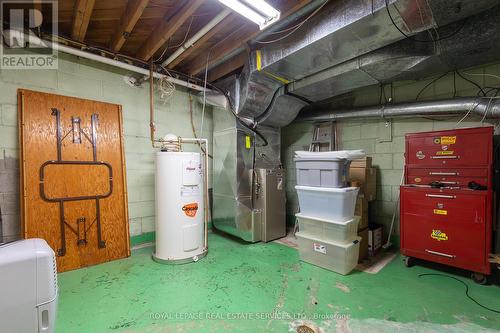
top-left (282, 61), bottom-right (500, 234)
top-left (0, 52), bottom-right (213, 244)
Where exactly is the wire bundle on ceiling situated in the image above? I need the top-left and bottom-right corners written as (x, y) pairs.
top-left (157, 66), bottom-right (176, 102)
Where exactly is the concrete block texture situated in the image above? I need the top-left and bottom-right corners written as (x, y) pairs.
top-left (0, 53), bottom-right (214, 240)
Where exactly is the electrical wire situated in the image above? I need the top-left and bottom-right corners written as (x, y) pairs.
top-left (157, 65), bottom-right (176, 102)
top-left (153, 16), bottom-right (195, 63)
top-left (254, 0), bottom-right (330, 44)
top-left (415, 72), bottom-right (449, 101)
top-left (456, 70), bottom-right (486, 97)
top-left (188, 92), bottom-right (213, 159)
top-left (418, 274), bottom-right (500, 314)
top-left (200, 49), bottom-right (211, 139)
top-left (384, 0), bottom-right (468, 43)
top-left (463, 72), bottom-right (500, 82)
top-left (454, 98), bottom-right (481, 127)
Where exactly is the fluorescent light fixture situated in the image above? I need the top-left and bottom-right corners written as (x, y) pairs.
top-left (218, 0), bottom-right (280, 30)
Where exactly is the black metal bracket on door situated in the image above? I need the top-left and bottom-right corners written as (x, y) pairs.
top-left (39, 108), bottom-right (113, 257)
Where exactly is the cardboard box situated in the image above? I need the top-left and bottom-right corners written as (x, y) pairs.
top-left (358, 227), bottom-right (369, 261)
top-left (355, 195), bottom-right (368, 230)
top-left (350, 167), bottom-right (376, 201)
top-left (350, 157), bottom-right (372, 168)
top-left (368, 224), bottom-right (383, 256)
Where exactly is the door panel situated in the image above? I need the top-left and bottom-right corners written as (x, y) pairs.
top-left (19, 89), bottom-right (130, 272)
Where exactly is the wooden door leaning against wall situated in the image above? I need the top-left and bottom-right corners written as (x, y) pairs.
top-left (18, 89), bottom-right (130, 272)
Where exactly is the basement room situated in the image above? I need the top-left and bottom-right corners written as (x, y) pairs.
top-left (1, 0), bottom-right (500, 332)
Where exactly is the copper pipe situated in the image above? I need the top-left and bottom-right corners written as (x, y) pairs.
top-left (149, 60), bottom-right (156, 147)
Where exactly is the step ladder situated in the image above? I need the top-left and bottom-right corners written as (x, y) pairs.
top-left (309, 122), bottom-right (337, 152)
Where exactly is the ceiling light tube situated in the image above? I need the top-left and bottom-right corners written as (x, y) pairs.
top-left (242, 0), bottom-right (280, 20)
top-left (218, 0), bottom-right (280, 30)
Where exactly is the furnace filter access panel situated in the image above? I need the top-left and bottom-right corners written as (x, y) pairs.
top-left (400, 127), bottom-right (493, 275)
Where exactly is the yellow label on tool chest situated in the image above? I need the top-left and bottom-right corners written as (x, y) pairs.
top-left (431, 229), bottom-right (448, 241)
top-left (433, 209), bottom-right (448, 215)
top-left (439, 136), bottom-right (457, 145)
top-left (436, 150), bottom-right (454, 156)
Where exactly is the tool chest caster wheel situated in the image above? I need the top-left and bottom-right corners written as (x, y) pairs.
top-left (403, 256), bottom-right (414, 267)
top-left (471, 272), bottom-right (487, 285)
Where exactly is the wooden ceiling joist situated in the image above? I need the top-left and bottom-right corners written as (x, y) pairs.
top-left (187, 23), bottom-right (255, 76)
top-left (109, 0), bottom-right (149, 52)
top-left (136, 0), bottom-right (205, 61)
top-left (184, 0), bottom-right (313, 78)
top-left (208, 51), bottom-right (248, 82)
top-left (71, 0), bottom-right (96, 42)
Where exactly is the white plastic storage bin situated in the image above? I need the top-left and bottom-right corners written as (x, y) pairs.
top-left (296, 213), bottom-right (359, 244)
top-left (296, 232), bottom-right (360, 275)
top-left (294, 157), bottom-right (350, 188)
top-left (295, 186), bottom-right (359, 221)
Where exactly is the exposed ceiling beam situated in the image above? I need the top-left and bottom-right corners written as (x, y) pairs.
top-left (109, 0), bottom-right (149, 52)
top-left (185, 0), bottom-right (313, 77)
top-left (208, 50), bottom-right (248, 82)
top-left (33, 0), bottom-right (42, 12)
top-left (166, 13), bottom-right (239, 69)
top-left (136, 0), bottom-right (204, 61)
top-left (32, 0), bottom-right (42, 26)
top-left (71, 0), bottom-right (96, 42)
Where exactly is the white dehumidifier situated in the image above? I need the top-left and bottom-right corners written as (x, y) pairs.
top-left (0, 238), bottom-right (58, 333)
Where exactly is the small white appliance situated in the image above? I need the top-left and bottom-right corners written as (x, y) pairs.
top-left (0, 238), bottom-right (58, 333)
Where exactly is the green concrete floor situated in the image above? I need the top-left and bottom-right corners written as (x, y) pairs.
top-left (56, 233), bottom-right (500, 333)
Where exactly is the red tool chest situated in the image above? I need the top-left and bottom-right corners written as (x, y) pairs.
top-left (400, 127), bottom-right (493, 278)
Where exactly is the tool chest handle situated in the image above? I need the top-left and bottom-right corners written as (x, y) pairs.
top-left (425, 194), bottom-right (456, 199)
top-left (430, 155), bottom-right (458, 159)
top-left (429, 172), bottom-right (458, 176)
top-left (425, 249), bottom-right (456, 258)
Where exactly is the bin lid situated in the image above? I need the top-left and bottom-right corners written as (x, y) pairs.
top-left (296, 231), bottom-right (361, 247)
top-left (296, 212), bottom-right (360, 225)
top-left (295, 185), bottom-right (359, 193)
top-left (294, 150), bottom-right (366, 160)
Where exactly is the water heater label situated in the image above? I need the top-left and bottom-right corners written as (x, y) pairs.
top-left (181, 185), bottom-right (200, 197)
top-left (182, 203), bottom-right (198, 217)
top-left (313, 243), bottom-right (327, 254)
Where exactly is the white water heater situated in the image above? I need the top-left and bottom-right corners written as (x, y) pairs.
top-left (153, 151), bottom-right (206, 263)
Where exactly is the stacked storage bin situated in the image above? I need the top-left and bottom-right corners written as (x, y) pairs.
top-left (294, 151), bottom-right (364, 275)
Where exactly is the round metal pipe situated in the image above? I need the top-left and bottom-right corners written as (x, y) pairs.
top-left (297, 97), bottom-right (500, 121)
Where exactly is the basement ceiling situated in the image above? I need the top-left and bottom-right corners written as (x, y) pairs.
top-left (34, 0), bottom-right (313, 81)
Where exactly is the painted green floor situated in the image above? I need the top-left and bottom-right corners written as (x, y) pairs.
top-left (56, 233), bottom-right (500, 333)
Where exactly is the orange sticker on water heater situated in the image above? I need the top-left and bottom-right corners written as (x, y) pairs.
top-left (182, 203), bottom-right (198, 217)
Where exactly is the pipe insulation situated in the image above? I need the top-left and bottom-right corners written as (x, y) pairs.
top-left (297, 97), bottom-right (500, 121)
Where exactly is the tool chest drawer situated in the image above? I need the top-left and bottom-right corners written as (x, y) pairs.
top-left (400, 186), bottom-right (491, 273)
top-left (405, 167), bottom-right (490, 188)
top-left (400, 186), bottom-right (488, 224)
top-left (401, 211), bottom-right (487, 272)
top-left (405, 127), bottom-right (493, 168)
